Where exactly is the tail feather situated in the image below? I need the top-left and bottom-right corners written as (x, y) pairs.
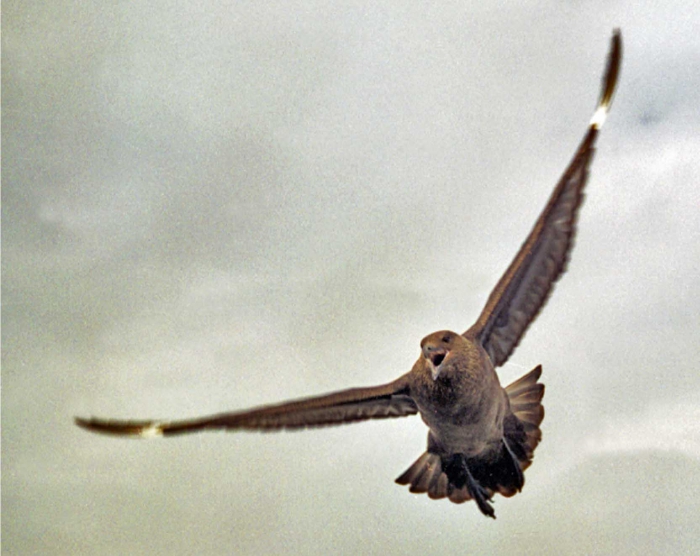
top-left (504, 364), bottom-right (543, 397)
top-left (504, 364), bottom-right (545, 468)
top-left (396, 365), bottom-right (545, 516)
top-left (405, 452), bottom-right (440, 493)
top-left (396, 452), bottom-right (440, 493)
top-left (448, 486), bottom-right (471, 504)
top-left (430, 473), bottom-right (449, 500)
top-left (396, 454), bottom-right (480, 505)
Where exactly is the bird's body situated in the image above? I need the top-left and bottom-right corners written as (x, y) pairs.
top-left (411, 333), bottom-right (506, 460)
top-left (76, 31), bottom-right (622, 518)
top-left (395, 331), bottom-right (542, 516)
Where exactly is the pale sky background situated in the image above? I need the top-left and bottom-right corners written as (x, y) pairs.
top-left (3, 1), bottom-right (700, 555)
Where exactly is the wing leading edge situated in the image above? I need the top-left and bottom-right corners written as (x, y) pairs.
top-left (75, 376), bottom-right (417, 437)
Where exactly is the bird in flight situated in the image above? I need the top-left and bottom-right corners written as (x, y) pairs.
top-left (76, 30), bottom-right (622, 519)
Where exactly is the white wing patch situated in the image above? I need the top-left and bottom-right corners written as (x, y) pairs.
top-left (140, 423), bottom-right (164, 438)
top-left (589, 105), bottom-right (608, 129)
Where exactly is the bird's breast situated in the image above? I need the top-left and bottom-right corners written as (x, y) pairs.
top-left (411, 358), bottom-right (508, 457)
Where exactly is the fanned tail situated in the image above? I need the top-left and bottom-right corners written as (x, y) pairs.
top-left (503, 364), bottom-right (545, 473)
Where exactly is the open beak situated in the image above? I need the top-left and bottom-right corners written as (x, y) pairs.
top-left (425, 348), bottom-right (448, 381)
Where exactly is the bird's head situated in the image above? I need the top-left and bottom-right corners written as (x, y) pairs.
top-left (420, 330), bottom-right (462, 381)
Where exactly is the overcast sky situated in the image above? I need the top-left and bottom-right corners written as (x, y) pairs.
top-left (3, 1), bottom-right (700, 554)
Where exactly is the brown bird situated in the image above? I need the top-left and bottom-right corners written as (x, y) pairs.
top-left (76, 30), bottom-right (622, 519)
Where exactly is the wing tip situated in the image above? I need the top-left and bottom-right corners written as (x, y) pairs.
top-left (590, 28), bottom-right (623, 129)
top-left (74, 416), bottom-right (164, 438)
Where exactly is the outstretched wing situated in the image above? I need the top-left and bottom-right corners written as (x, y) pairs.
top-left (464, 30), bottom-right (622, 368)
top-left (75, 376), bottom-right (418, 437)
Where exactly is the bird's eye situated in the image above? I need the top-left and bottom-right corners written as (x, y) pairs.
top-left (442, 334), bottom-right (451, 343)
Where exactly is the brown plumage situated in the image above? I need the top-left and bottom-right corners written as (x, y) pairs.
top-left (75, 30), bottom-right (622, 518)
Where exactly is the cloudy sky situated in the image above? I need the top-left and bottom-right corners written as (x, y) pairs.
top-left (3, 1), bottom-right (700, 554)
